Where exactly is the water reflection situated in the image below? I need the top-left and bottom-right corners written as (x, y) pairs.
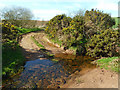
top-left (4, 59), bottom-right (69, 88)
top-left (3, 54), bottom-right (96, 88)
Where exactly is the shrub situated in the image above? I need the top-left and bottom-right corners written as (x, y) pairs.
top-left (45, 14), bottom-right (72, 38)
top-left (2, 20), bottom-right (25, 77)
top-left (62, 16), bottom-right (87, 55)
top-left (45, 9), bottom-right (116, 56)
top-left (62, 16), bottom-right (85, 47)
top-left (86, 29), bottom-right (119, 58)
top-left (84, 9), bottom-right (115, 38)
top-left (2, 20), bottom-right (19, 49)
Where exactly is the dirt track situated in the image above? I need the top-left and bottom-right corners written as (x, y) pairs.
top-left (61, 68), bottom-right (118, 88)
top-left (19, 32), bottom-right (66, 60)
top-left (19, 32), bottom-right (118, 88)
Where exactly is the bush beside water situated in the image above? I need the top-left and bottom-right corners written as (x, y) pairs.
top-left (2, 20), bottom-right (43, 77)
top-left (45, 9), bottom-right (118, 57)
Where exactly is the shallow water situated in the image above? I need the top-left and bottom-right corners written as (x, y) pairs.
top-left (3, 54), bottom-right (96, 88)
top-left (16, 59), bottom-right (70, 88)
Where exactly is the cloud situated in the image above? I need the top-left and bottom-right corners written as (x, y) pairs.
top-left (0, 3), bottom-right (6, 8)
top-left (32, 9), bottom-right (66, 20)
top-left (95, 0), bottom-right (118, 11)
top-left (0, 0), bottom-right (118, 20)
top-left (63, 3), bottom-right (82, 9)
top-left (32, 9), bottom-right (65, 15)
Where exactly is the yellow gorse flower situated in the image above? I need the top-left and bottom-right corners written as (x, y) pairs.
top-left (11, 25), bottom-right (14, 27)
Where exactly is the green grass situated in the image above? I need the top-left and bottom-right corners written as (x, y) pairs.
top-left (47, 35), bottom-right (77, 50)
top-left (46, 35), bottom-right (77, 54)
top-left (69, 46), bottom-right (77, 55)
top-left (112, 17), bottom-right (120, 29)
top-left (51, 59), bottom-right (59, 62)
top-left (49, 37), bottom-right (62, 46)
top-left (46, 52), bottom-right (54, 57)
top-left (118, 44), bottom-right (120, 47)
top-left (2, 45), bottom-right (25, 77)
top-left (31, 36), bottom-right (45, 49)
top-left (96, 57), bottom-right (119, 72)
top-left (16, 27), bottom-right (44, 35)
top-left (69, 46), bottom-right (77, 51)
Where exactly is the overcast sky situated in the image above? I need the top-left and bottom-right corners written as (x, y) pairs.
top-left (0, 0), bottom-right (119, 20)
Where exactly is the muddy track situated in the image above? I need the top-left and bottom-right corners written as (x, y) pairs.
top-left (19, 31), bottom-right (118, 88)
top-left (19, 31), bottom-right (66, 60)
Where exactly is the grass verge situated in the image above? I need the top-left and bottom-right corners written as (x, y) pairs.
top-left (69, 46), bottom-right (77, 51)
top-left (112, 17), bottom-right (120, 29)
top-left (30, 39), bottom-right (55, 58)
top-left (31, 36), bottom-right (45, 49)
top-left (2, 45), bottom-right (25, 77)
top-left (46, 35), bottom-right (77, 54)
top-left (96, 57), bottom-right (119, 72)
top-left (16, 27), bottom-right (44, 35)
top-left (48, 36), bottom-right (62, 46)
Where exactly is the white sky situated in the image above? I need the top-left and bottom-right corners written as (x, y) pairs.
top-left (0, 0), bottom-right (119, 20)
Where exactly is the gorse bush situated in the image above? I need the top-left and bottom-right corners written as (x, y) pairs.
top-left (45, 14), bottom-right (72, 38)
top-left (2, 20), bottom-right (42, 77)
top-left (45, 9), bottom-right (117, 57)
top-left (86, 29), bottom-right (119, 58)
top-left (62, 16), bottom-right (85, 46)
top-left (2, 20), bottom-right (42, 48)
top-left (2, 20), bottom-right (19, 49)
top-left (2, 20), bottom-right (25, 77)
top-left (45, 14), bottom-right (87, 55)
top-left (85, 9), bottom-right (115, 29)
top-left (84, 9), bottom-right (115, 38)
top-left (62, 15), bottom-right (87, 55)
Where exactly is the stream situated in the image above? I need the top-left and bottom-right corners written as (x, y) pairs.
top-left (3, 32), bottom-right (96, 88)
top-left (3, 54), bottom-right (96, 88)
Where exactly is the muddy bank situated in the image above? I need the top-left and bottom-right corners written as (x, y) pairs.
top-left (61, 68), bottom-right (118, 88)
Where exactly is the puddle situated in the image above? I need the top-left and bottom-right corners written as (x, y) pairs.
top-left (3, 54), bottom-right (96, 88)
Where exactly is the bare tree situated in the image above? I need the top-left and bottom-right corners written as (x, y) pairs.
top-left (67, 9), bottom-right (86, 18)
top-left (1, 6), bottom-right (35, 28)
